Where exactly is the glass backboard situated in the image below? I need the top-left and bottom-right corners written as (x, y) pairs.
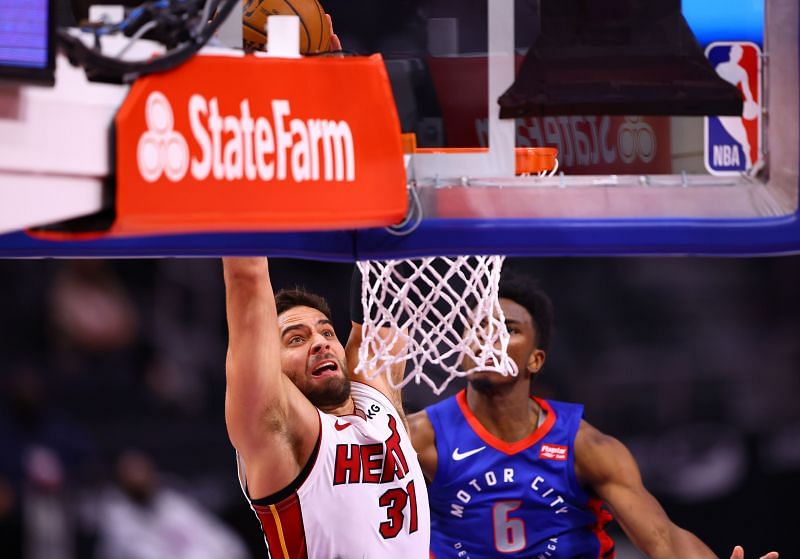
top-left (325, 0), bottom-right (797, 224)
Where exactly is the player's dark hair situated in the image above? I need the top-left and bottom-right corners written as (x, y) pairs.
top-left (498, 274), bottom-right (554, 352)
top-left (275, 288), bottom-right (333, 321)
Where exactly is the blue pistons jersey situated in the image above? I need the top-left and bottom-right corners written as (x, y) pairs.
top-left (426, 390), bottom-right (615, 559)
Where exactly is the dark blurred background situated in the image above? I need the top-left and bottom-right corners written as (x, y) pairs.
top-left (13, 0), bottom-right (794, 557)
top-left (0, 256), bottom-right (796, 558)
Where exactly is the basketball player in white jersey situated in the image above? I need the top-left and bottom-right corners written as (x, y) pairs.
top-left (222, 257), bottom-right (429, 558)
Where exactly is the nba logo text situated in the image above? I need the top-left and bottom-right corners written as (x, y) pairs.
top-left (704, 42), bottom-right (762, 176)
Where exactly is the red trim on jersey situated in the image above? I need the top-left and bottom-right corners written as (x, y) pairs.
top-left (253, 492), bottom-right (309, 559)
top-left (587, 498), bottom-right (616, 559)
top-left (455, 390), bottom-right (557, 455)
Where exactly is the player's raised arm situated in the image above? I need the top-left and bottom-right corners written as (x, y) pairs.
top-left (222, 257), bottom-right (319, 496)
top-left (574, 420), bottom-right (778, 559)
top-left (345, 266), bottom-right (408, 418)
top-left (223, 259), bottom-right (430, 556)
top-left (406, 410), bottom-right (438, 482)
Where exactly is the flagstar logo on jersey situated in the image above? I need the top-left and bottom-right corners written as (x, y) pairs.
top-left (704, 42), bottom-right (762, 176)
top-left (114, 54), bottom-right (407, 236)
top-left (136, 91), bottom-right (355, 184)
top-left (539, 443), bottom-right (568, 461)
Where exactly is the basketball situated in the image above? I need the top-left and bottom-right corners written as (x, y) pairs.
top-left (243, 0), bottom-right (332, 54)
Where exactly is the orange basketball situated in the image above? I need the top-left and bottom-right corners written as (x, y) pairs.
top-left (243, 0), bottom-right (332, 54)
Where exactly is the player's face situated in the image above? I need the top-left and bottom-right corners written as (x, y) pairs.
top-left (278, 306), bottom-right (350, 409)
top-left (465, 298), bottom-right (545, 391)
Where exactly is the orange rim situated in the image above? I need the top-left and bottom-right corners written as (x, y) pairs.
top-left (402, 134), bottom-right (558, 175)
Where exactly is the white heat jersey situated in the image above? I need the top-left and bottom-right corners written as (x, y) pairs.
top-left (237, 382), bottom-right (430, 559)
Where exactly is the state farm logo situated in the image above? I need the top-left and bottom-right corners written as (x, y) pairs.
top-left (618, 116), bottom-right (656, 164)
top-left (138, 91), bottom-right (190, 183)
top-left (477, 114), bottom-right (665, 170)
top-left (136, 91), bottom-right (356, 184)
top-left (539, 443), bottom-right (568, 461)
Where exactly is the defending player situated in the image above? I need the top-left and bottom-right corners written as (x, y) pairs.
top-left (223, 257), bottom-right (429, 558)
top-left (395, 273), bottom-right (777, 559)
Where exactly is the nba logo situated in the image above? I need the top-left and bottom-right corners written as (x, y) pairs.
top-left (704, 42), bottom-right (762, 175)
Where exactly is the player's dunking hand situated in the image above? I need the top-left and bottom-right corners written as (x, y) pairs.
top-left (326, 14), bottom-right (342, 52)
top-left (730, 546), bottom-right (778, 559)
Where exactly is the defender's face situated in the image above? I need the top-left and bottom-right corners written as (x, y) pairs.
top-left (465, 298), bottom-right (543, 390)
top-left (278, 306), bottom-right (350, 408)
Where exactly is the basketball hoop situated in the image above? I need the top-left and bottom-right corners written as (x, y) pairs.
top-left (354, 146), bottom-right (559, 394)
top-left (410, 144), bottom-right (560, 177)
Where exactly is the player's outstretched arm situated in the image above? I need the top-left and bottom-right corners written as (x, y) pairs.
top-left (574, 421), bottom-right (777, 559)
top-left (222, 258), bottom-right (319, 497)
top-left (345, 266), bottom-right (408, 419)
top-left (407, 411), bottom-right (438, 482)
top-left (345, 322), bottom-right (407, 411)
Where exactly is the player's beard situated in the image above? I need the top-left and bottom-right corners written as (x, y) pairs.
top-left (468, 375), bottom-right (497, 395)
top-left (465, 353), bottom-right (501, 394)
top-left (304, 360), bottom-right (352, 409)
top-left (468, 370), bottom-right (517, 396)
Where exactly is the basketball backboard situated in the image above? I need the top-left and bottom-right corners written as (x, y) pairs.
top-left (342, 0), bottom-right (800, 257)
top-left (0, 0), bottom-right (798, 258)
top-left (348, 0), bottom-right (789, 203)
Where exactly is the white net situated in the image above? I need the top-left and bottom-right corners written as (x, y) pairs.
top-left (355, 255), bottom-right (517, 395)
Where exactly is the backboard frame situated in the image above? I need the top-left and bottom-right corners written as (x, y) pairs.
top-left (0, 0), bottom-right (798, 259)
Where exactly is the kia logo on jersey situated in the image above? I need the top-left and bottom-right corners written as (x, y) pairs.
top-left (704, 42), bottom-right (762, 176)
top-left (539, 443), bottom-right (568, 461)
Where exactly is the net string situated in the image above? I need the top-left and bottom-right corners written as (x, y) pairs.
top-left (356, 255), bottom-right (517, 395)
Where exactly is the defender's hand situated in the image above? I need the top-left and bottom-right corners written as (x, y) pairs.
top-left (729, 545), bottom-right (778, 559)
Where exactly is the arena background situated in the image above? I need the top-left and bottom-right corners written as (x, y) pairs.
top-left (0, 0), bottom-right (794, 557)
